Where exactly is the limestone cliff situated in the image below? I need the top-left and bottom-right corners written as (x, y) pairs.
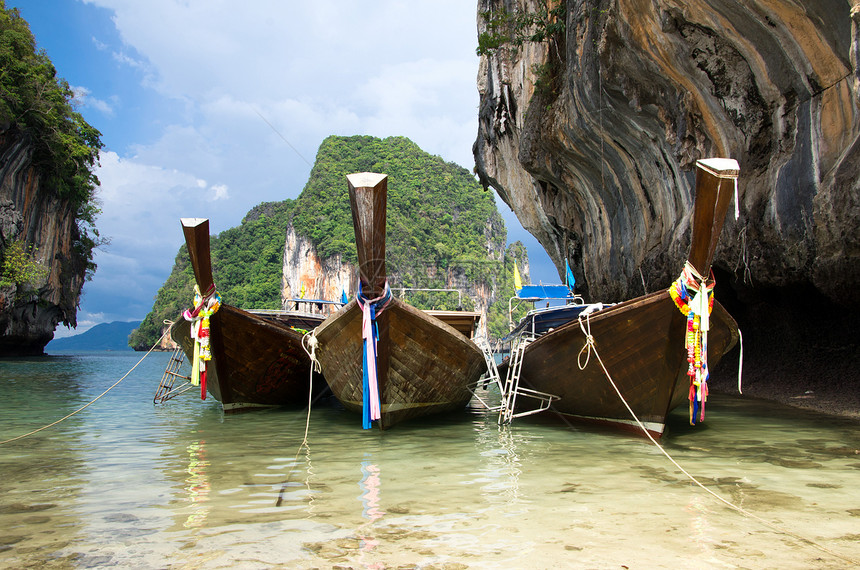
top-left (475, 0), bottom-right (860, 307)
top-left (0, 127), bottom-right (87, 355)
top-left (282, 224), bottom-right (505, 339)
top-left (282, 224), bottom-right (356, 312)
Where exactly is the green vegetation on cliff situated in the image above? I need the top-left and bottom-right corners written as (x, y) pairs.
top-left (131, 135), bottom-right (527, 348)
top-left (477, 1), bottom-right (566, 97)
top-left (294, 136), bottom-right (503, 273)
top-left (0, 2), bottom-right (104, 278)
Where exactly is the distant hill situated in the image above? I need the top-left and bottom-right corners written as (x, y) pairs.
top-left (131, 135), bottom-right (530, 348)
top-left (47, 321), bottom-right (141, 352)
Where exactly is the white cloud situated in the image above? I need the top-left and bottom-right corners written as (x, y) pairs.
top-left (71, 85), bottom-right (116, 117)
top-left (112, 50), bottom-right (147, 71)
top-left (91, 36), bottom-right (108, 51)
top-left (84, 0), bottom-right (480, 167)
top-left (94, 151), bottom-right (224, 270)
top-left (210, 184), bottom-right (229, 201)
top-left (68, 0), bottom-right (501, 330)
top-left (75, 150), bottom-right (244, 324)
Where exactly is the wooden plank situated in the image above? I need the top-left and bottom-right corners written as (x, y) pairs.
top-left (180, 218), bottom-right (215, 293)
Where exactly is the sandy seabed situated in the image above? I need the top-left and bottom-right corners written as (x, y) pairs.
top-left (709, 331), bottom-right (860, 420)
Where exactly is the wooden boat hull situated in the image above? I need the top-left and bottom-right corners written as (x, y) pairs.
top-left (515, 291), bottom-right (738, 437)
top-left (171, 304), bottom-right (329, 411)
top-left (503, 157), bottom-right (741, 437)
top-left (314, 297), bottom-right (485, 428)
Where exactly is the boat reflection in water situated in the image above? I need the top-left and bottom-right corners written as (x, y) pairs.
top-left (182, 440), bottom-right (210, 529)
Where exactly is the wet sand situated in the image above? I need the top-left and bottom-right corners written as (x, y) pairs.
top-left (710, 330), bottom-right (860, 419)
top-left (709, 284), bottom-right (860, 420)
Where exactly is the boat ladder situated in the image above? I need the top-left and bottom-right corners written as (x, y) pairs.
top-left (498, 335), bottom-right (559, 425)
top-left (153, 346), bottom-right (193, 404)
top-left (473, 335), bottom-right (504, 411)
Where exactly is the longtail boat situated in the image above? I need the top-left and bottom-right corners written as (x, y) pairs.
top-left (313, 173), bottom-right (485, 429)
top-left (504, 158), bottom-right (741, 438)
top-left (170, 218), bottom-right (331, 412)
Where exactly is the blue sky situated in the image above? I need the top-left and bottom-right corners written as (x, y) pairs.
top-left (11, 0), bottom-right (558, 338)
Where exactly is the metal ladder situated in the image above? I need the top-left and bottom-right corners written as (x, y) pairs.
top-left (473, 335), bottom-right (504, 411)
top-left (498, 335), bottom-right (559, 425)
top-left (153, 346), bottom-right (193, 404)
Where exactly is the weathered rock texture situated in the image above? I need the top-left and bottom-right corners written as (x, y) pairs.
top-left (0, 126), bottom-right (87, 355)
top-left (282, 224), bottom-right (356, 312)
top-left (475, 0), bottom-right (860, 307)
top-left (282, 224), bottom-right (504, 338)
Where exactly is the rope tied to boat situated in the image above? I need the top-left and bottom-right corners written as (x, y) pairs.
top-left (0, 327), bottom-right (172, 446)
top-left (576, 311), bottom-right (595, 371)
top-left (669, 261), bottom-right (715, 425)
top-left (301, 329), bottom-right (321, 374)
top-left (356, 281), bottom-right (392, 429)
top-left (183, 284), bottom-right (221, 400)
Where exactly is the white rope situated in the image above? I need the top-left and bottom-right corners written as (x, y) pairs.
top-left (733, 177), bottom-right (740, 220)
top-left (277, 330), bottom-right (320, 507)
top-left (0, 327), bottom-right (172, 446)
top-left (299, 330), bottom-right (321, 445)
top-left (301, 329), bottom-right (322, 374)
top-left (737, 328), bottom-right (744, 394)
top-left (575, 314), bottom-right (858, 565)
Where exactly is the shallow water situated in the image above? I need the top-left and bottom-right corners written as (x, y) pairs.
top-left (0, 351), bottom-right (858, 569)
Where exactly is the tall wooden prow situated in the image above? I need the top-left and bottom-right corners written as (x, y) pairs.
top-left (180, 217), bottom-right (215, 294)
top-left (688, 158), bottom-right (739, 275)
top-left (346, 172), bottom-right (390, 427)
top-left (347, 173), bottom-right (388, 297)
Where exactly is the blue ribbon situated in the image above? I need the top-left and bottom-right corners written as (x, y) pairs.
top-left (357, 282), bottom-right (392, 429)
top-left (361, 300), bottom-right (378, 429)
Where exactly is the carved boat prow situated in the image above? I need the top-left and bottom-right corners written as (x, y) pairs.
top-left (170, 217), bottom-right (330, 411)
top-left (507, 158), bottom-right (741, 438)
top-left (314, 172), bottom-right (485, 429)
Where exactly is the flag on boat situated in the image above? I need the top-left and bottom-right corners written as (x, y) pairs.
top-left (565, 259), bottom-right (576, 292)
top-left (299, 282), bottom-right (306, 299)
top-left (341, 289), bottom-right (348, 304)
top-left (514, 264), bottom-right (523, 291)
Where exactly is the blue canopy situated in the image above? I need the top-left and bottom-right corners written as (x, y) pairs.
top-left (516, 284), bottom-right (574, 300)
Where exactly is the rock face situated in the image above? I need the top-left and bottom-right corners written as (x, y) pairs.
top-left (474, 0), bottom-right (860, 306)
top-left (282, 224), bottom-right (356, 314)
top-left (0, 127), bottom-right (87, 355)
top-left (282, 224), bottom-right (501, 338)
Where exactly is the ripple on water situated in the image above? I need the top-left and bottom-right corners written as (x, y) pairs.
top-left (1, 355), bottom-right (860, 568)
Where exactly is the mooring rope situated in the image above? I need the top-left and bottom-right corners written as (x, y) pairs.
top-left (299, 330), bottom-right (321, 447)
top-left (576, 313), bottom-right (858, 565)
top-left (0, 327), bottom-right (172, 446)
top-left (276, 329), bottom-right (321, 507)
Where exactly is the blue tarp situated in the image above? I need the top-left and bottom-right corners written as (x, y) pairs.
top-left (516, 284), bottom-right (573, 300)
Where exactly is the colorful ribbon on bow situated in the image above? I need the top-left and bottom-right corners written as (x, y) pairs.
top-left (356, 281), bottom-right (392, 429)
top-left (183, 284), bottom-right (221, 400)
top-left (669, 262), bottom-right (715, 425)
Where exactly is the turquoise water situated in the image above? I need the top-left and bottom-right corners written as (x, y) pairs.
top-left (1, 351), bottom-right (859, 568)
